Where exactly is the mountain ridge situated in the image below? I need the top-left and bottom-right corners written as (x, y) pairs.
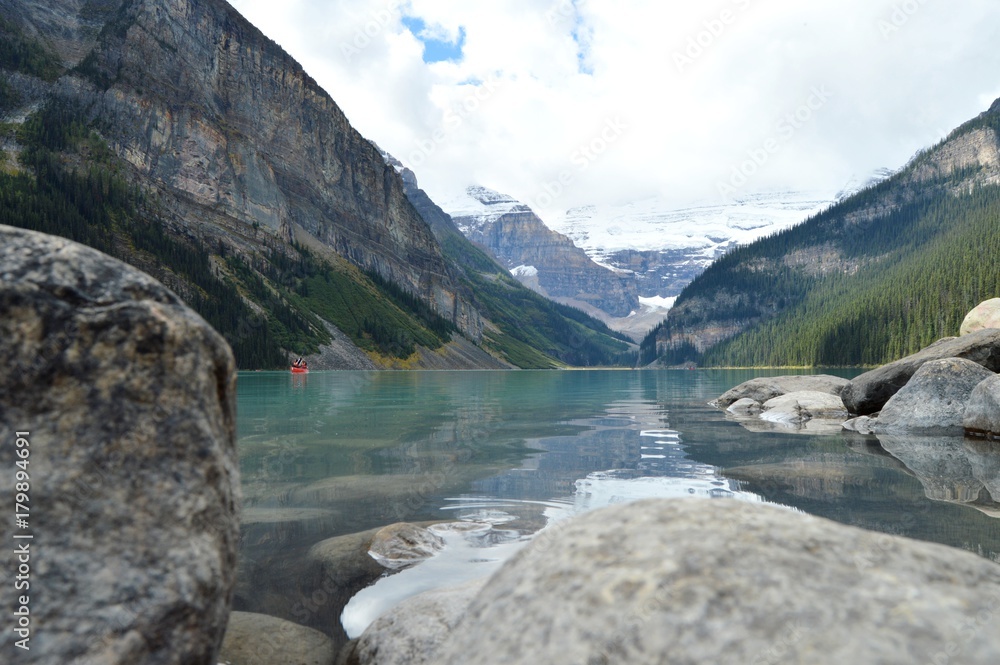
top-left (641, 97), bottom-right (1000, 368)
top-left (444, 184), bottom-right (640, 319)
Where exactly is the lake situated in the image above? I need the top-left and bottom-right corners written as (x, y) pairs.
top-left (233, 369), bottom-right (1000, 645)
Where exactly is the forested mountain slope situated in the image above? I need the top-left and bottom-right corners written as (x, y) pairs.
top-left (642, 98), bottom-right (1000, 367)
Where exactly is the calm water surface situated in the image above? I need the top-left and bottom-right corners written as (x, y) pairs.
top-left (234, 370), bottom-right (1000, 641)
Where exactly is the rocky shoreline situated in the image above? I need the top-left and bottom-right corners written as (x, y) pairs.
top-left (715, 300), bottom-right (1000, 439)
top-left (4, 227), bottom-right (1000, 664)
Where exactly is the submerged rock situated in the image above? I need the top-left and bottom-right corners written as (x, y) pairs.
top-left (960, 297), bottom-right (1000, 336)
top-left (713, 374), bottom-right (849, 408)
top-left (0, 226), bottom-right (239, 663)
top-left (871, 358), bottom-right (994, 433)
top-left (368, 523), bottom-right (446, 570)
top-left (413, 499), bottom-right (1000, 664)
top-left (219, 612), bottom-right (336, 665)
top-left (302, 521), bottom-right (453, 650)
top-left (842, 329), bottom-right (1000, 415)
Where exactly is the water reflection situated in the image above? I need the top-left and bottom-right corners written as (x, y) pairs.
top-left (876, 435), bottom-right (1000, 516)
top-left (234, 369), bottom-right (1000, 650)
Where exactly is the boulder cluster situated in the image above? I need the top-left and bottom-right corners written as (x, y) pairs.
top-left (718, 299), bottom-right (1000, 437)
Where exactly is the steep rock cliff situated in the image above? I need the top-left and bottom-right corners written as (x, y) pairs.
top-left (447, 186), bottom-right (639, 318)
top-left (74, 0), bottom-right (481, 336)
top-left (0, 0), bottom-right (528, 371)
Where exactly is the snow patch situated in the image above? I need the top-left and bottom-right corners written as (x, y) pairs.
top-left (512, 265), bottom-right (538, 277)
top-left (639, 295), bottom-right (677, 311)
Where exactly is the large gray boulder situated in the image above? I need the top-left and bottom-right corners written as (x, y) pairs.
top-left (871, 358), bottom-right (994, 433)
top-left (842, 329), bottom-right (1000, 415)
top-left (219, 612), bottom-right (336, 665)
top-left (964, 373), bottom-right (1000, 438)
top-left (713, 374), bottom-right (849, 408)
top-left (0, 226), bottom-right (240, 664)
top-left (418, 500), bottom-right (1000, 664)
top-left (960, 298), bottom-right (1000, 335)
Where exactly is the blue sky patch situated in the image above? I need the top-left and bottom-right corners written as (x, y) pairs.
top-left (402, 16), bottom-right (466, 64)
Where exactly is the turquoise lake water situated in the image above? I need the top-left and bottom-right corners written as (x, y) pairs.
top-left (233, 369), bottom-right (1000, 640)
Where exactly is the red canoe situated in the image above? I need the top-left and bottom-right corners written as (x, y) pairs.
top-left (290, 366), bottom-right (309, 374)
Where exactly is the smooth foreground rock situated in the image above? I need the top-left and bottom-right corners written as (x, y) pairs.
top-left (961, 298), bottom-right (1000, 335)
top-left (842, 329), bottom-right (1000, 415)
top-left (364, 499), bottom-right (1000, 665)
top-left (871, 358), bottom-right (994, 433)
top-left (219, 612), bottom-right (336, 665)
top-left (340, 579), bottom-right (486, 665)
top-left (713, 374), bottom-right (849, 408)
top-left (0, 226), bottom-right (240, 663)
top-left (964, 373), bottom-right (1000, 438)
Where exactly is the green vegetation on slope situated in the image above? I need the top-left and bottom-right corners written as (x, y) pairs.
top-left (701, 186), bottom-right (1000, 366)
top-left (439, 224), bottom-right (635, 369)
top-left (0, 17), bottom-right (64, 82)
top-left (2, 100), bottom-right (456, 368)
top-left (3, 101), bottom-right (295, 367)
top-left (641, 153), bottom-right (1000, 367)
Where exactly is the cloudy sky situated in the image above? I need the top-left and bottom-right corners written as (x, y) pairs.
top-left (230, 0), bottom-right (1000, 218)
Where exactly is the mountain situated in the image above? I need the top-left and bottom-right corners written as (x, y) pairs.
top-left (378, 155), bottom-right (635, 368)
top-left (641, 99), bottom-right (1000, 367)
top-left (547, 191), bottom-right (843, 299)
top-left (443, 186), bottom-right (639, 319)
top-left (0, 0), bottom-right (630, 369)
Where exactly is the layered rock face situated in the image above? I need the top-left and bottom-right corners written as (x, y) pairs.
top-left (0, 226), bottom-right (240, 664)
top-left (12, 0), bottom-right (483, 340)
top-left (448, 187), bottom-right (639, 318)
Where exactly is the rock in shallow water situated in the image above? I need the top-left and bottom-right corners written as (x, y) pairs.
top-left (871, 357), bottom-right (995, 434)
top-left (842, 330), bottom-right (1000, 415)
top-left (219, 612), bottom-right (336, 665)
top-left (357, 499), bottom-right (1000, 665)
top-left (713, 374), bottom-right (849, 408)
top-left (0, 226), bottom-right (240, 664)
top-left (368, 523), bottom-right (445, 570)
top-left (964, 373), bottom-right (1000, 438)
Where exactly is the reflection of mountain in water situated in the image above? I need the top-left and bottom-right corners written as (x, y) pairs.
top-left (877, 436), bottom-right (1000, 518)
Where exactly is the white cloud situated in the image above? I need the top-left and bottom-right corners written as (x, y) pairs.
top-left (229, 0), bottom-right (1000, 218)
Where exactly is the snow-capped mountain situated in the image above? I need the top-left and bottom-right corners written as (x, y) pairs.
top-left (444, 186), bottom-right (640, 319)
top-left (443, 174), bottom-right (891, 338)
top-left (535, 173), bottom-right (891, 300)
